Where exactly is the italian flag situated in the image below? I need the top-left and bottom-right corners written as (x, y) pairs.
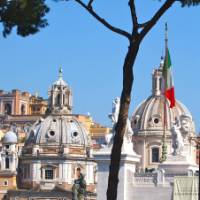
top-left (163, 48), bottom-right (175, 108)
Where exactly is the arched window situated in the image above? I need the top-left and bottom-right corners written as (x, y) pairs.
top-left (5, 157), bottom-right (9, 169)
top-left (159, 77), bottom-right (163, 91)
top-left (57, 94), bottom-right (60, 106)
top-left (152, 147), bottom-right (159, 163)
top-left (4, 103), bottom-right (12, 115)
top-left (63, 94), bottom-right (65, 105)
top-left (21, 104), bottom-right (25, 115)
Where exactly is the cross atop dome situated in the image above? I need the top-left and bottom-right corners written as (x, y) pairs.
top-left (159, 56), bottom-right (164, 69)
top-left (59, 66), bottom-right (63, 79)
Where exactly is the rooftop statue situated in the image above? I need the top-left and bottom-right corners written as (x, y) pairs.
top-left (109, 97), bottom-right (120, 125)
top-left (106, 97), bottom-right (133, 146)
top-left (171, 117), bottom-right (184, 156)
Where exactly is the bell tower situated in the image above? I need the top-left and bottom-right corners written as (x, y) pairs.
top-left (48, 67), bottom-right (73, 114)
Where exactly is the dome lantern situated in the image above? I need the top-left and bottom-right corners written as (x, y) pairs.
top-left (48, 67), bottom-right (73, 114)
top-left (152, 57), bottom-right (164, 96)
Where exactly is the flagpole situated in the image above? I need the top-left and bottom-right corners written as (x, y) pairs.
top-left (161, 23), bottom-right (168, 162)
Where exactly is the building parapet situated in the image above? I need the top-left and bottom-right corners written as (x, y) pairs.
top-left (133, 170), bottom-right (196, 187)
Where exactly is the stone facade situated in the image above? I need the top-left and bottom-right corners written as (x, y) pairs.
top-left (0, 68), bottom-right (97, 200)
top-left (0, 90), bottom-right (47, 116)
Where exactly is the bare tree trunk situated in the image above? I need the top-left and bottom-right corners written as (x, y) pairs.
top-left (72, 2), bottom-right (176, 200)
top-left (107, 39), bottom-right (140, 200)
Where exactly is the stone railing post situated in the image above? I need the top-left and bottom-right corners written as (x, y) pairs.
top-left (156, 169), bottom-right (165, 186)
top-left (187, 169), bottom-right (194, 176)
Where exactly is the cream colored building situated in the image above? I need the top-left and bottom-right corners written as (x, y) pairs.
top-left (0, 131), bottom-right (18, 199)
top-left (0, 68), bottom-right (97, 200)
top-left (131, 58), bottom-right (197, 171)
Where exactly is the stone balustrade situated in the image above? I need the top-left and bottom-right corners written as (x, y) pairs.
top-left (133, 170), bottom-right (196, 186)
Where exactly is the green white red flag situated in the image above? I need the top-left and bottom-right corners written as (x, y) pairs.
top-left (163, 48), bottom-right (175, 108)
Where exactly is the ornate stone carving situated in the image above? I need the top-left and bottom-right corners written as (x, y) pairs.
top-left (180, 114), bottom-right (193, 136)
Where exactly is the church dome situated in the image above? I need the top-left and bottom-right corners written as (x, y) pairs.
top-left (25, 115), bottom-right (90, 147)
top-left (131, 60), bottom-right (195, 136)
top-left (132, 96), bottom-right (195, 134)
top-left (2, 131), bottom-right (17, 144)
top-left (24, 68), bottom-right (91, 151)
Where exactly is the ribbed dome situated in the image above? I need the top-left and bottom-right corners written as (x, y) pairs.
top-left (53, 78), bottom-right (67, 87)
top-left (131, 63), bottom-right (195, 136)
top-left (52, 67), bottom-right (67, 87)
top-left (131, 95), bottom-right (195, 134)
top-left (25, 115), bottom-right (90, 146)
top-left (2, 131), bottom-right (17, 144)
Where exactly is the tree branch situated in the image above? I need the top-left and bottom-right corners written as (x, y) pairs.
top-left (88, 0), bottom-right (94, 9)
top-left (128, 0), bottom-right (139, 33)
top-left (138, 21), bottom-right (150, 28)
top-left (74, 0), bottom-right (131, 40)
top-left (139, 0), bottom-right (175, 39)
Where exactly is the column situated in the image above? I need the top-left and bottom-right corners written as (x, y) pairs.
top-left (59, 163), bottom-right (63, 181)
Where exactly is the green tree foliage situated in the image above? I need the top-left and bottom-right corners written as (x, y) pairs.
top-left (179, 0), bottom-right (200, 6)
top-left (0, 0), bottom-right (200, 37)
top-left (0, 0), bottom-right (49, 37)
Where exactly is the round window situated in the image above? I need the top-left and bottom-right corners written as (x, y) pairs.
top-left (72, 132), bottom-right (78, 137)
top-left (49, 131), bottom-right (55, 136)
top-left (154, 118), bottom-right (159, 124)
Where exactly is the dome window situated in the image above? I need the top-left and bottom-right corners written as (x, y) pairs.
top-left (49, 131), bottom-right (55, 137)
top-left (53, 119), bottom-right (56, 122)
top-left (72, 132), bottom-right (78, 137)
top-left (154, 118), bottom-right (159, 124)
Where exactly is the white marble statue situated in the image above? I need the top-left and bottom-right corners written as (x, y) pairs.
top-left (171, 118), bottom-right (184, 156)
top-left (180, 115), bottom-right (192, 135)
top-left (124, 118), bottom-right (134, 143)
top-left (108, 97), bottom-right (120, 125)
top-left (106, 97), bottom-right (133, 146)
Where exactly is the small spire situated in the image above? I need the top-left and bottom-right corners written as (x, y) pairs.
top-left (59, 67), bottom-right (63, 79)
top-left (165, 22), bottom-right (168, 50)
top-left (160, 55), bottom-right (164, 68)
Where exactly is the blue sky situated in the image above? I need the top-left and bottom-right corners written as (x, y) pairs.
top-left (0, 1), bottom-right (200, 132)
